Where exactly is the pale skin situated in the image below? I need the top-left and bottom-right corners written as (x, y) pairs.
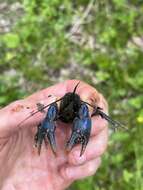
top-left (0, 80), bottom-right (108, 190)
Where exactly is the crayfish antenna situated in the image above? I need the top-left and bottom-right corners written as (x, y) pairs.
top-left (17, 97), bottom-right (63, 128)
top-left (73, 81), bottom-right (80, 94)
top-left (95, 109), bottom-right (128, 131)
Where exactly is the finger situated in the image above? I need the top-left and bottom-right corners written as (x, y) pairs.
top-left (91, 116), bottom-right (108, 135)
top-left (27, 79), bottom-right (101, 106)
top-left (67, 80), bottom-right (108, 134)
top-left (27, 81), bottom-right (67, 101)
top-left (0, 80), bottom-right (106, 136)
top-left (0, 96), bottom-right (56, 136)
top-left (0, 80), bottom-right (68, 136)
top-left (61, 157), bottom-right (101, 180)
top-left (0, 81), bottom-right (68, 136)
top-left (68, 127), bottom-right (108, 165)
top-left (66, 80), bottom-right (108, 112)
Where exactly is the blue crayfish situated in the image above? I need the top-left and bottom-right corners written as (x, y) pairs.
top-left (18, 82), bottom-right (124, 156)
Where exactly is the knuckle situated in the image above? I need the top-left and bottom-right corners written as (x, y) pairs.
top-left (93, 133), bottom-right (108, 156)
top-left (98, 136), bottom-right (108, 155)
top-left (87, 164), bottom-right (95, 175)
top-left (87, 160), bottom-right (100, 176)
top-left (98, 143), bottom-right (107, 156)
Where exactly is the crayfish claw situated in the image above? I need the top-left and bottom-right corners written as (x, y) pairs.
top-left (47, 131), bottom-right (57, 155)
top-left (66, 103), bottom-right (91, 156)
top-left (34, 126), bottom-right (45, 155)
top-left (66, 131), bottom-right (89, 157)
top-left (38, 141), bottom-right (42, 155)
top-left (80, 137), bottom-right (88, 156)
top-left (34, 103), bottom-right (58, 155)
top-left (66, 132), bottom-right (78, 152)
top-left (80, 143), bottom-right (87, 157)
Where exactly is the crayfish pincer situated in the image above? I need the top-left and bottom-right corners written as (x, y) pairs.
top-left (34, 103), bottom-right (58, 155)
top-left (66, 104), bottom-right (91, 156)
top-left (18, 82), bottom-right (125, 156)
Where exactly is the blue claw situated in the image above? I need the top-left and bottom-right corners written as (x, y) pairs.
top-left (34, 103), bottom-right (58, 155)
top-left (66, 103), bottom-right (91, 156)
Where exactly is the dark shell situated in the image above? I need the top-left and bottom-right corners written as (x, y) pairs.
top-left (59, 92), bottom-right (81, 123)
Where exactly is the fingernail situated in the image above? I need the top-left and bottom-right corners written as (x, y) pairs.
top-left (73, 151), bottom-right (86, 164)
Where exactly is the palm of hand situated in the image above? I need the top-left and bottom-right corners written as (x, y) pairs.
top-left (1, 123), bottom-right (71, 190)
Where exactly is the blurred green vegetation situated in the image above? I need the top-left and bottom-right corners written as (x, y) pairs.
top-left (0, 0), bottom-right (143, 189)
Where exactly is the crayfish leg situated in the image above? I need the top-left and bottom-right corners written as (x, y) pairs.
top-left (91, 107), bottom-right (127, 130)
top-left (47, 131), bottom-right (57, 155)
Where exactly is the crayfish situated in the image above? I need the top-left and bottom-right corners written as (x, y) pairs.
top-left (18, 82), bottom-right (125, 156)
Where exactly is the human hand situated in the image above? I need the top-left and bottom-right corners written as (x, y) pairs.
top-left (0, 80), bottom-right (108, 190)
